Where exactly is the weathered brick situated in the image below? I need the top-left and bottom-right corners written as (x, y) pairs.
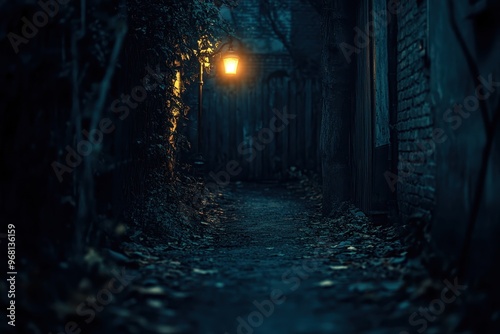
top-left (395, 0), bottom-right (435, 223)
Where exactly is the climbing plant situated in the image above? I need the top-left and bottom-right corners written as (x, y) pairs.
top-left (0, 0), bottom-right (235, 330)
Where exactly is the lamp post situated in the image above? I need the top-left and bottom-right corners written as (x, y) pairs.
top-left (197, 58), bottom-right (204, 157)
top-left (193, 37), bottom-right (241, 171)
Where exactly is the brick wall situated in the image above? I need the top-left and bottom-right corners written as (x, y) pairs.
top-left (232, 0), bottom-right (292, 54)
top-left (290, 0), bottom-right (321, 64)
top-left (396, 0), bottom-right (435, 222)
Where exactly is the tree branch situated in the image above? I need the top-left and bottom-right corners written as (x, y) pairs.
top-left (260, 0), bottom-right (294, 56)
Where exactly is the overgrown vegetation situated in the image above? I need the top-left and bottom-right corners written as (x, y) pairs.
top-left (123, 0), bottom-right (236, 242)
top-left (0, 0), bottom-right (235, 331)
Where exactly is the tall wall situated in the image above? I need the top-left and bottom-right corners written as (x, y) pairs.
top-left (395, 0), bottom-right (435, 222)
top-left (429, 0), bottom-right (500, 279)
top-left (393, 0), bottom-right (500, 280)
top-left (324, 0), bottom-right (500, 283)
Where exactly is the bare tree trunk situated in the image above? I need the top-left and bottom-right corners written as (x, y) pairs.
top-left (320, 0), bottom-right (357, 216)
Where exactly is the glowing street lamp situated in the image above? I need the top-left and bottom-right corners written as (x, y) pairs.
top-left (222, 47), bottom-right (239, 75)
top-left (193, 37), bottom-right (242, 172)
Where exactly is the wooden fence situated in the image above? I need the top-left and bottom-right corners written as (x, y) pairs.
top-left (201, 67), bottom-right (322, 180)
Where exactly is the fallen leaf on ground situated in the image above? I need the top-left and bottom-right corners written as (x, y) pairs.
top-left (381, 281), bottom-right (404, 291)
top-left (330, 265), bottom-right (349, 270)
top-left (147, 299), bottom-right (164, 308)
top-left (154, 325), bottom-right (184, 334)
top-left (317, 280), bottom-right (336, 287)
top-left (348, 282), bottom-right (377, 292)
top-left (192, 268), bottom-right (218, 275)
top-left (137, 286), bottom-right (166, 295)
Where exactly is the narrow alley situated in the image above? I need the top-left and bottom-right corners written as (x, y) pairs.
top-left (1, 0), bottom-right (499, 333)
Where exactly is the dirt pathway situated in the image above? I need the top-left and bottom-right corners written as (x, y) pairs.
top-left (95, 182), bottom-right (455, 334)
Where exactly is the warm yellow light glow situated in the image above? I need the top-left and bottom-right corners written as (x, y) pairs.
top-left (173, 70), bottom-right (181, 97)
top-left (223, 51), bottom-right (239, 75)
top-left (203, 56), bottom-right (211, 68)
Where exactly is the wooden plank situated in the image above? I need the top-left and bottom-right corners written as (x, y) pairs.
top-left (269, 78), bottom-right (278, 177)
top-left (315, 78), bottom-right (322, 173)
top-left (228, 88), bottom-right (236, 170)
top-left (305, 78), bottom-right (313, 170)
top-left (260, 77), bottom-right (266, 179)
top-left (210, 87), bottom-right (216, 168)
top-left (353, 0), bottom-right (373, 213)
top-left (285, 79), bottom-right (291, 174)
top-left (290, 79), bottom-right (297, 172)
top-left (297, 78), bottom-right (306, 170)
